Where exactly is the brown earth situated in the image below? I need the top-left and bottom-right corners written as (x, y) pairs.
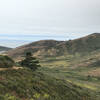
top-left (0, 66), bottom-right (23, 71)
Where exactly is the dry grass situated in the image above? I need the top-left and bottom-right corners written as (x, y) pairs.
top-left (87, 68), bottom-right (100, 77)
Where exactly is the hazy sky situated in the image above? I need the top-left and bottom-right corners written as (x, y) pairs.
top-left (0, 0), bottom-right (100, 47)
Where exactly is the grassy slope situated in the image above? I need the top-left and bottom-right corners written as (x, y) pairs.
top-left (0, 68), bottom-right (95, 100)
top-left (39, 53), bottom-right (100, 100)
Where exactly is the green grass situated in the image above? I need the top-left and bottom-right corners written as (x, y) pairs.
top-left (0, 68), bottom-right (96, 100)
top-left (38, 54), bottom-right (100, 100)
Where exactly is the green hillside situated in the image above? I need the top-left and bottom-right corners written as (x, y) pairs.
top-left (62, 33), bottom-right (100, 54)
top-left (0, 68), bottom-right (95, 100)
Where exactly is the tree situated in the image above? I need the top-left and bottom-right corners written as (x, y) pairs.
top-left (20, 52), bottom-right (41, 71)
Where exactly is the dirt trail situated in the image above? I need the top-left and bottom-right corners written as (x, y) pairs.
top-left (0, 66), bottom-right (23, 71)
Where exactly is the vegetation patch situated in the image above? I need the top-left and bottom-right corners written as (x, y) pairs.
top-left (0, 55), bottom-right (14, 68)
top-left (0, 68), bottom-right (94, 100)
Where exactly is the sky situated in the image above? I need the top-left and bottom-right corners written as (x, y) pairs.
top-left (0, 0), bottom-right (100, 47)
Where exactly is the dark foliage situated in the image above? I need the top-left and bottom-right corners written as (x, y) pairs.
top-left (0, 55), bottom-right (14, 68)
top-left (20, 52), bottom-right (41, 71)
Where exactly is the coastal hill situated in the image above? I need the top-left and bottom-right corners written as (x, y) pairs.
top-left (0, 46), bottom-right (11, 53)
top-left (7, 33), bottom-right (100, 59)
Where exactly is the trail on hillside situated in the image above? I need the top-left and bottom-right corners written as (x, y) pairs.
top-left (0, 66), bottom-right (23, 71)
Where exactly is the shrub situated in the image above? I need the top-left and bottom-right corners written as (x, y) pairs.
top-left (0, 55), bottom-right (14, 68)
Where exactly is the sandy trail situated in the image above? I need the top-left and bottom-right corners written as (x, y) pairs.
top-left (0, 66), bottom-right (23, 71)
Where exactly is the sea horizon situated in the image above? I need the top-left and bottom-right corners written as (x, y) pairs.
top-left (0, 32), bottom-right (94, 48)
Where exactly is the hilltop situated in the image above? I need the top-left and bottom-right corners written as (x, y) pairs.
top-left (6, 33), bottom-right (100, 59)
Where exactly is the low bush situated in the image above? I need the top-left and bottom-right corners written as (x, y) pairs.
top-left (0, 55), bottom-right (14, 68)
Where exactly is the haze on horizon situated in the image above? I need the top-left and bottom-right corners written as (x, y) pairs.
top-left (0, 0), bottom-right (100, 47)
